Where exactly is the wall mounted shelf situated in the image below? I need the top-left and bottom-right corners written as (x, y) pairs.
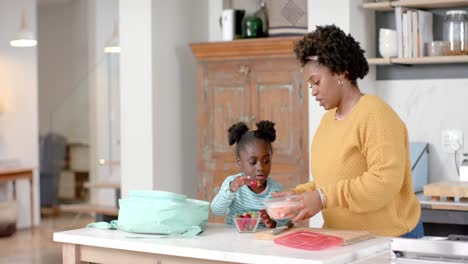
top-left (368, 55), bottom-right (468, 65)
top-left (367, 58), bottom-right (392, 65)
top-left (363, 0), bottom-right (468, 11)
top-left (363, 1), bottom-right (393, 11)
top-left (365, 0), bottom-right (468, 67)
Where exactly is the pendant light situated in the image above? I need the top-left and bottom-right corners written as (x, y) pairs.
top-left (10, 9), bottom-right (37, 47)
top-left (104, 21), bottom-right (120, 53)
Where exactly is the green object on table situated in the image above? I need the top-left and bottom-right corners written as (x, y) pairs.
top-left (86, 190), bottom-right (209, 238)
top-left (242, 15), bottom-right (263, 38)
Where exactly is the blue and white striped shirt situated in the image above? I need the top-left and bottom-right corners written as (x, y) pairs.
top-left (211, 173), bottom-right (286, 226)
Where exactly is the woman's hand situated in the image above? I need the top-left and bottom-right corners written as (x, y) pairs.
top-left (258, 209), bottom-right (276, 228)
top-left (229, 175), bottom-right (251, 192)
top-left (283, 190), bottom-right (323, 223)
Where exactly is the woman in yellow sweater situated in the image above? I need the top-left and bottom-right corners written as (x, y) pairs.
top-left (275, 25), bottom-right (423, 238)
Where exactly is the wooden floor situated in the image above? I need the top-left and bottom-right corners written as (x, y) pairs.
top-left (0, 213), bottom-right (93, 264)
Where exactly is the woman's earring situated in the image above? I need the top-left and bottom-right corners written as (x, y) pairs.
top-left (338, 79), bottom-right (343, 86)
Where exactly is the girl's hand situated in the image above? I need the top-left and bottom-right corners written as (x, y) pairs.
top-left (283, 190), bottom-right (323, 222)
top-left (258, 209), bottom-right (276, 228)
top-left (229, 175), bottom-right (251, 192)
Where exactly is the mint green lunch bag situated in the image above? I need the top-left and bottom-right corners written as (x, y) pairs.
top-left (87, 190), bottom-right (209, 237)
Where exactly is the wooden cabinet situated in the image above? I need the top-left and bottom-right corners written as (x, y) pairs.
top-left (191, 38), bottom-right (309, 222)
top-left (364, 0), bottom-right (468, 65)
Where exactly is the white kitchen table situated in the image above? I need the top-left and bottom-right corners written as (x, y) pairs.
top-left (53, 223), bottom-right (390, 264)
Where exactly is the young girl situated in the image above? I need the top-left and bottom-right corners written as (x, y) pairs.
top-left (211, 120), bottom-right (285, 228)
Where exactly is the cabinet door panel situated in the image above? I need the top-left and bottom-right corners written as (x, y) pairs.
top-left (212, 87), bottom-right (247, 153)
top-left (250, 59), bottom-right (308, 190)
top-left (197, 57), bottom-right (308, 223)
top-left (203, 62), bottom-right (251, 153)
top-left (198, 62), bottom-right (250, 222)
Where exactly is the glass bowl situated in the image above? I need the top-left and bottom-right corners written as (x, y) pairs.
top-left (233, 217), bottom-right (260, 233)
top-left (262, 195), bottom-right (300, 220)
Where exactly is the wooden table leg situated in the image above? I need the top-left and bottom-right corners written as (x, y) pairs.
top-left (63, 243), bottom-right (80, 264)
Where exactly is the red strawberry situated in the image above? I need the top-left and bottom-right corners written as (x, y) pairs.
top-left (249, 180), bottom-right (259, 188)
top-left (238, 221), bottom-right (246, 230)
top-left (244, 214), bottom-right (251, 218)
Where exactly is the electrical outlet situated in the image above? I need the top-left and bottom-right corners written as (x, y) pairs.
top-left (441, 129), bottom-right (463, 153)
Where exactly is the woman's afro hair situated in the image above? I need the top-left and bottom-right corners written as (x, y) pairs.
top-left (294, 24), bottom-right (369, 85)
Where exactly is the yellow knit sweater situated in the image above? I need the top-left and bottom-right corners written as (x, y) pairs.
top-left (295, 94), bottom-right (420, 236)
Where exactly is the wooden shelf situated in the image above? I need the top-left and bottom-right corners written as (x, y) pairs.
top-left (396, 0), bottom-right (468, 9)
top-left (190, 37), bottom-right (301, 60)
top-left (363, 0), bottom-right (468, 11)
top-left (368, 55), bottom-right (468, 65)
top-left (367, 57), bottom-right (392, 65)
top-left (362, 2), bottom-right (393, 11)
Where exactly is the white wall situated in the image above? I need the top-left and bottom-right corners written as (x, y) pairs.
top-left (38, 0), bottom-right (89, 143)
top-left (38, 2), bottom-right (72, 137)
top-left (152, 0), bottom-right (209, 198)
top-left (0, 0), bottom-right (39, 228)
top-left (88, 0), bottom-right (119, 206)
top-left (119, 0), bottom-right (209, 198)
top-left (119, 0), bottom-right (156, 197)
top-left (376, 79), bottom-right (468, 182)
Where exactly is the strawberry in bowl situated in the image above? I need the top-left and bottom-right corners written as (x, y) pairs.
top-left (233, 211), bottom-right (260, 233)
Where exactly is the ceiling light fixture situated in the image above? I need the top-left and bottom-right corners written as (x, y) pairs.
top-left (10, 9), bottom-right (37, 48)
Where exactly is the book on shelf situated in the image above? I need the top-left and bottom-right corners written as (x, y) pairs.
top-left (417, 9), bottom-right (433, 57)
top-left (394, 7), bottom-right (433, 58)
top-left (411, 10), bottom-right (418, 57)
top-left (395, 7), bottom-right (408, 58)
top-left (402, 11), bottom-right (409, 57)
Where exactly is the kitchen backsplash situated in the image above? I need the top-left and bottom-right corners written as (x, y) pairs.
top-left (376, 78), bottom-right (468, 183)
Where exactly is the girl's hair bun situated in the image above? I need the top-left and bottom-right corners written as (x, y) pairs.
top-left (255, 120), bottom-right (276, 143)
top-left (227, 122), bottom-right (249, 145)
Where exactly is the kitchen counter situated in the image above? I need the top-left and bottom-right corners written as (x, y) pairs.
top-left (416, 192), bottom-right (468, 236)
top-left (53, 223), bottom-right (390, 264)
top-left (417, 192), bottom-right (468, 212)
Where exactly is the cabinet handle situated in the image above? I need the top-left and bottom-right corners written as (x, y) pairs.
top-left (239, 65), bottom-right (250, 75)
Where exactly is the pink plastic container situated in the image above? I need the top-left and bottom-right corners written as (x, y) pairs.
top-left (263, 195), bottom-right (300, 220)
top-left (274, 231), bottom-right (343, 250)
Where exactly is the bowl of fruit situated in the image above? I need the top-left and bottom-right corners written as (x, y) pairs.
top-left (233, 211), bottom-right (260, 233)
top-left (262, 195), bottom-right (300, 220)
